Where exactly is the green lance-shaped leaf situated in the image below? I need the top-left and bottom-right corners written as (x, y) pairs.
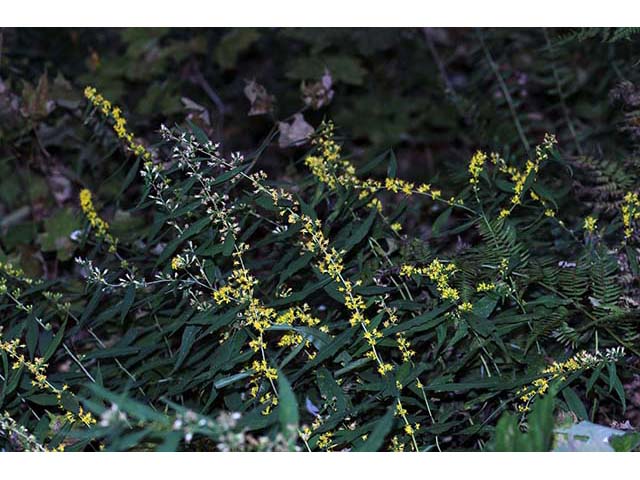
top-left (277, 370), bottom-right (300, 445)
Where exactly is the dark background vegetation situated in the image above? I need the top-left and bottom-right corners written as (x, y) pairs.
top-left (2, 28), bottom-right (640, 276)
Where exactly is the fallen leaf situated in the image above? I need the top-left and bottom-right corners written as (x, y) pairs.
top-left (302, 69), bottom-right (335, 109)
top-left (278, 113), bottom-right (314, 148)
top-left (244, 79), bottom-right (276, 116)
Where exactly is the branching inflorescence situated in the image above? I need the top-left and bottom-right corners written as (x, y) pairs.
top-left (3, 86), bottom-right (632, 453)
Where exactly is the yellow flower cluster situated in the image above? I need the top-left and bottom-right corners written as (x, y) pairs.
top-left (390, 435), bottom-right (406, 452)
top-left (493, 133), bottom-right (557, 218)
top-left (277, 332), bottom-right (303, 348)
top-left (400, 259), bottom-right (460, 302)
top-left (384, 177), bottom-right (414, 195)
top-left (476, 282), bottom-right (496, 293)
top-left (0, 333), bottom-right (95, 427)
top-left (396, 333), bottom-right (416, 362)
top-left (316, 431), bottom-right (335, 451)
top-left (394, 399), bottom-right (420, 451)
top-left (583, 216), bottom-right (597, 234)
top-left (212, 265), bottom-right (257, 305)
top-left (214, 249), bottom-right (326, 412)
top-left (289, 211), bottom-right (393, 376)
top-left (301, 415), bottom-right (334, 451)
top-left (249, 353), bottom-right (279, 416)
top-left (0, 261), bottom-right (34, 285)
top-left (65, 406), bottom-right (96, 427)
top-left (79, 188), bottom-right (117, 253)
top-left (297, 214), bottom-right (346, 278)
top-left (84, 86), bottom-right (151, 160)
top-left (0, 338), bottom-right (49, 389)
top-left (305, 122), bottom-right (459, 214)
top-left (171, 256), bottom-right (184, 270)
top-left (364, 328), bottom-right (383, 347)
top-left (276, 305), bottom-right (325, 353)
top-left (211, 254), bottom-right (283, 415)
top-left (468, 150), bottom-right (488, 186)
top-left (512, 160), bottom-right (539, 205)
top-left (244, 299), bottom-right (281, 415)
top-left (516, 349), bottom-right (604, 413)
top-left (246, 299), bottom-right (276, 335)
top-left (251, 359), bottom-right (278, 382)
top-left (304, 122), bottom-right (357, 190)
top-left (457, 301), bottom-right (473, 313)
top-left (499, 208), bottom-right (511, 219)
top-left (621, 192), bottom-right (640, 240)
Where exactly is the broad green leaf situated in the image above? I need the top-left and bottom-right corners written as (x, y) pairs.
top-left (277, 370), bottom-right (299, 439)
top-left (355, 407), bottom-right (394, 452)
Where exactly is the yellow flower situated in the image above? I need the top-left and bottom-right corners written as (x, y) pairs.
top-left (583, 216), bottom-right (597, 234)
top-left (468, 150), bottom-right (488, 186)
top-left (84, 86), bottom-right (151, 160)
top-left (395, 401), bottom-right (408, 417)
top-left (363, 328), bottom-right (383, 347)
top-left (171, 256), bottom-right (183, 270)
top-left (496, 134), bottom-right (556, 217)
top-left (277, 332), bottom-right (303, 348)
top-left (476, 282), bottom-right (496, 293)
top-left (425, 259), bottom-right (459, 302)
top-left (458, 302), bottom-right (473, 313)
top-left (213, 285), bottom-right (233, 305)
top-left (79, 189), bottom-right (117, 251)
top-left (396, 333), bottom-right (416, 362)
top-left (317, 431), bottom-right (334, 450)
top-left (399, 264), bottom-right (417, 277)
top-left (516, 349), bottom-right (615, 412)
top-left (367, 197), bottom-right (383, 212)
top-left (248, 338), bottom-right (266, 352)
top-left (621, 192), bottom-right (640, 239)
top-left (391, 436), bottom-right (405, 452)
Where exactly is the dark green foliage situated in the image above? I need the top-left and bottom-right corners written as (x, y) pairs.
top-left (1, 28), bottom-right (640, 452)
top-left (492, 393), bottom-right (555, 452)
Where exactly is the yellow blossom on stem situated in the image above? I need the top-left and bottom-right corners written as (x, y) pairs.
top-left (583, 216), bottom-right (597, 234)
top-left (476, 282), bottom-right (496, 293)
top-left (396, 333), bottom-right (416, 362)
top-left (79, 189), bottom-right (117, 253)
top-left (171, 256), bottom-right (183, 270)
top-left (468, 150), bottom-right (488, 186)
top-left (621, 192), bottom-right (640, 240)
top-left (317, 431), bottom-right (335, 450)
top-left (84, 86), bottom-right (151, 160)
top-left (516, 348), bottom-right (624, 413)
top-left (458, 301), bottom-right (473, 313)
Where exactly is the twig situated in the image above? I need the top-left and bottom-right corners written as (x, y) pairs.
top-left (422, 28), bottom-right (457, 99)
top-left (0, 205), bottom-right (31, 229)
top-left (477, 29), bottom-right (531, 155)
top-left (190, 64), bottom-right (226, 145)
top-left (543, 28), bottom-right (583, 155)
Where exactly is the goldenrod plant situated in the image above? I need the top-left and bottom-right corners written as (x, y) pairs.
top-left (3, 84), bottom-right (638, 451)
top-left (2, 29), bottom-right (640, 452)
